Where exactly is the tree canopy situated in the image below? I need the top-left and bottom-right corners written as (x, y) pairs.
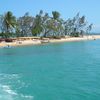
top-left (0, 11), bottom-right (93, 38)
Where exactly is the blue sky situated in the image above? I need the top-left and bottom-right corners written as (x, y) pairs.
top-left (0, 0), bottom-right (100, 32)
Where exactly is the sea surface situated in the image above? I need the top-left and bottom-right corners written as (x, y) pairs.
top-left (0, 40), bottom-right (100, 100)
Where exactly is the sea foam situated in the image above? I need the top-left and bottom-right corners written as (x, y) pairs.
top-left (0, 84), bottom-right (34, 100)
top-left (0, 74), bottom-right (34, 100)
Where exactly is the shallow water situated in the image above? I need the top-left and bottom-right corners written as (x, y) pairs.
top-left (0, 40), bottom-right (100, 100)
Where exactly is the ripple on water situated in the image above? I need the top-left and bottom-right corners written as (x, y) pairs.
top-left (0, 74), bottom-right (34, 100)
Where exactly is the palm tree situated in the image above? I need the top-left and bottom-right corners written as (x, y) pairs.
top-left (32, 14), bottom-right (43, 36)
top-left (3, 11), bottom-right (16, 37)
top-left (52, 11), bottom-right (60, 20)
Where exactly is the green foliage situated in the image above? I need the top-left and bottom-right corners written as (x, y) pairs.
top-left (31, 11), bottom-right (43, 36)
top-left (64, 13), bottom-right (92, 37)
top-left (0, 11), bottom-right (17, 38)
top-left (32, 25), bottom-right (43, 36)
top-left (17, 12), bottom-right (34, 37)
top-left (52, 11), bottom-right (60, 20)
top-left (0, 10), bottom-right (93, 38)
top-left (4, 11), bottom-right (16, 32)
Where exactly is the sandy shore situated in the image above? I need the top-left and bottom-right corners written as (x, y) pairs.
top-left (50, 35), bottom-right (99, 43)
top-left (0, 35), bottom-right (100, 48)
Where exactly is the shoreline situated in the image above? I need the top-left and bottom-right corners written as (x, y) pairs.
top-left (0, 35), bottom-right (100, 48)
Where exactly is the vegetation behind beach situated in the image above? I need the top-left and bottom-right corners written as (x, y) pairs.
top-left (0, 10), bottom-right (93, 39)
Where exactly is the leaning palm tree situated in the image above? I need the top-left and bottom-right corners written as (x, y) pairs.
top-left (3, 11), bottom-right (16, 38)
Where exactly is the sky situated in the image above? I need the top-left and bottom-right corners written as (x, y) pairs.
top-left (0, 0), bottom-right (100, 33)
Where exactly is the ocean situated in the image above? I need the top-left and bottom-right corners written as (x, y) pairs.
top-left (0, 40), bottom-right (100, 100)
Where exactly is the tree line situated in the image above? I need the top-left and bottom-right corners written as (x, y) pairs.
top-left (0, 10), bottom-right (93, 38)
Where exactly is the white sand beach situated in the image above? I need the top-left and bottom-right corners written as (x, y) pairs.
top-left (0, 35), bottom-right (100, 47)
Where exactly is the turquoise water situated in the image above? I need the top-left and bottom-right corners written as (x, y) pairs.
top-left (0, 40), bottom-right (100, 100)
